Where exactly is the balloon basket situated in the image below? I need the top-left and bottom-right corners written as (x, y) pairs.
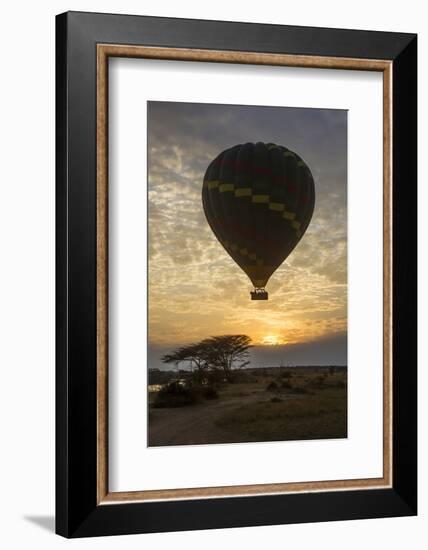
top-left (251, 289), bottom-right (268, 300)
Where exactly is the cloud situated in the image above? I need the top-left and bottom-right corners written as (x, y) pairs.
top-left (147, 101), bottom-right (347, 365)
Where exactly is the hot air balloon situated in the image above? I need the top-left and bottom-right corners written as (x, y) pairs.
top-left (202, 142), bottom-right (315, 300)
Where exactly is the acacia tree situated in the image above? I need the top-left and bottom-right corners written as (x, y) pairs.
top-left (161, 342), bottom-right (209, 383)
top-left (199, 335), bottom-right (252, 381)
top-left (162, 335), bottom-right (252, 383)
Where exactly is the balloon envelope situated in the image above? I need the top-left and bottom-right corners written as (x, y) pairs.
top-left (202, 142), bottom-right (315, 292)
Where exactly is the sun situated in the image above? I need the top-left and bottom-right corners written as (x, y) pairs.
top-left (261, 334), bottom-right (282, 346)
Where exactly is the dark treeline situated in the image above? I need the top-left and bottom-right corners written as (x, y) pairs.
top-left (149, 362), bottom-right (347, 386)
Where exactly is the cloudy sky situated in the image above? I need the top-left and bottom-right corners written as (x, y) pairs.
top-left (147, 101), bottom-right (347, 368)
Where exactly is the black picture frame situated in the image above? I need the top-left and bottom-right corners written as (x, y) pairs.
top-left (56, 11), bottom-right (417, 538)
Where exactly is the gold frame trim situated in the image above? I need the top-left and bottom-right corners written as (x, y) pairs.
top-left (96, 44), bottom-right (393, 504)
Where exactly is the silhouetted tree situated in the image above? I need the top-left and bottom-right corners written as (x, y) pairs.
top-left (162, 335), bottom-right (252, 383)
top-left (161, 342), bottom-right (209, 383)
top-left (199, 335), bottom-right (252, 382)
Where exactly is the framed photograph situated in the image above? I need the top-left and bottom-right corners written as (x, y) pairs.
top-left (56, 11), bottom-right (417, 537)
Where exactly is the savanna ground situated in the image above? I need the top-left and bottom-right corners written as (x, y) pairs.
top-left (148, 366), bottom-right (347, 446)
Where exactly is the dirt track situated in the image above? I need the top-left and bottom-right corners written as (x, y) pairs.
top-left (148, 368), bottom-right (348, 446)
top-left (148, 391), bottom-right (267, 446)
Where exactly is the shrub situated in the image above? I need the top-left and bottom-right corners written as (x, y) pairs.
top-left (233, 372), bottom-right (254, 384)
top-left (313, 375), bottom-right (327, 387)
top-left (281, 380), bottom-right (292, 390)
top-left (206, 369), bottom-right (225, 384)
top-left (266, 381), bottom-right (278, 391)
top-left (270, 396), bottom-right (282, 403)
top-left (202, 386), bottom-right (219, 400)
top-left (153, 381), bottom-right (199, 408)
top-left (290, 386), bottom-right (309, 395)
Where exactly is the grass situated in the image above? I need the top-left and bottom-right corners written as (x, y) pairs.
top-left (215, 386), bottom-right (347, 442)
top-left (149, 367), bottom-right (348, 445)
